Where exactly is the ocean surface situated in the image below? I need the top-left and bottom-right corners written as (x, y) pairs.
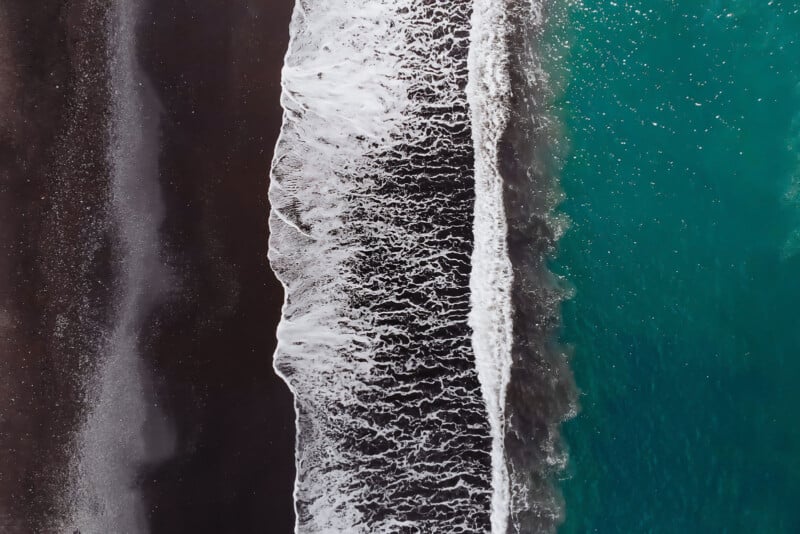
top-left (543, 1), bottom-right (800, 532)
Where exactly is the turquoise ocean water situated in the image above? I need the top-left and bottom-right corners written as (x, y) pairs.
top-left (542, 1), bottom-right (800, 532)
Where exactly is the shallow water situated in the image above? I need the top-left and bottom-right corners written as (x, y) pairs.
top-left (545, 1), bottom-right (800, 531)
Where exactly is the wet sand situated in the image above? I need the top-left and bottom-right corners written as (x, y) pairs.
top-left (136, 2), bottom-right (296, 533)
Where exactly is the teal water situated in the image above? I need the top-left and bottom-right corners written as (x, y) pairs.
top-left (543, 1), bottom-right (800, 532)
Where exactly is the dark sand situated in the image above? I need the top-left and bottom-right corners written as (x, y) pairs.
top-left (0, 1), bottom-right (296, 532)
top-left (0, 2), bottom-right (113, 531)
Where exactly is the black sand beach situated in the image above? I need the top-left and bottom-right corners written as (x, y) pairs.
top-left (0, 1), bottom-right (296, 532)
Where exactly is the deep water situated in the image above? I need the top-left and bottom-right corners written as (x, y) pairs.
top-left (544, 1), bottom-right (800, 532)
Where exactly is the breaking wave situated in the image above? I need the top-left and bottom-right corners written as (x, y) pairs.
top-left (269, 0), bottom-right (575, 532)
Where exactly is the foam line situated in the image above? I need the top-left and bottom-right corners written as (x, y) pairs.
top-left (466, 0), bottom-right (516, 531)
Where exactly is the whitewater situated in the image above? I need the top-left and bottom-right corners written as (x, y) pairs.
top-left (269, 0), bottom-right (574, 532)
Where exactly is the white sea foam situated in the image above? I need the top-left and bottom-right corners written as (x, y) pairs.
top-left (270, 0), bottom-right (567, 532)
top-left (61, 2), bottom-right (174, 532)
top-left (270, 2), bottom-right (413, 530)
top-left (466, 0), bottom-right (515, 531)
top-left (271, 1), bottom-right (502, 532)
